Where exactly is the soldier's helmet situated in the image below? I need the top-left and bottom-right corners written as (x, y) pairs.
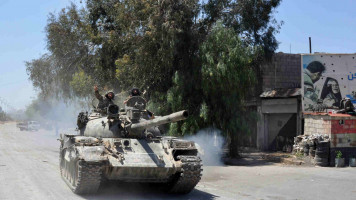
top-left (131, 88), bottom-right (141, 96)
top-left (105, 91), bottom-right (115, 99)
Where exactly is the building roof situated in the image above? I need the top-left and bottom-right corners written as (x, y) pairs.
top-left (260, 88), bottom-right (301, 98)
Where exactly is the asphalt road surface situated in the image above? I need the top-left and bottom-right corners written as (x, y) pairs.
top-left (1, 122), bottom-right (356, 200)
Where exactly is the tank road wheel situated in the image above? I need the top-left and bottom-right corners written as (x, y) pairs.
top-left (167, 155), bottom-right (203, 194)
top-left (59, 149), bottom-right (102, 194)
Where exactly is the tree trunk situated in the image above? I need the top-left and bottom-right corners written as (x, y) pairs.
top-left (229, 132), bottom-right (239, 158)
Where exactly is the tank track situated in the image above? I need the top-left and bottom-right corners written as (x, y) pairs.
top-left (60, 149), bottom-right (102, 194)
top-left (72, 161), bottom-right (102, 194)
top-left (168, 155), bottom-right (203, 194)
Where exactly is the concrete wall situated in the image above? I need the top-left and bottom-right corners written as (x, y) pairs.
top-left (261, 53), bottom-right (301, 91)
top-left (262, 98), bottom-right (298, 113)
top-left (304, 114), bottom-right (356, 148)
top-left (304, 114), bottom-right (356, 165)
top-left (256, 53), bottom-right (302, 150)
top-left (304, 116), bottom-right (331, 136)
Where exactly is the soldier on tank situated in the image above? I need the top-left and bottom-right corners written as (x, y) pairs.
top-left (124, 88), bottom-right (154, 119)
top-left (124, 88), bottom-right (142, 104)
top-left (94, 85), bottom-right (115, 110)
top-left (131, 88), bottom-right (141, 96)
top-left (124, 88), bottom-right (141, 103)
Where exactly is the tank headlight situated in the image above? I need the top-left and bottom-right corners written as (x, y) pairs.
top-left (123, 140), bottom-right (130, 147)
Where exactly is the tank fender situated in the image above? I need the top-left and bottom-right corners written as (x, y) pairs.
top-left (171, 140), bottom-right (197, 150)
top-left (170, 140), bottom-right (198, 158)
top-left (75, 146), bottom-right (107, 162)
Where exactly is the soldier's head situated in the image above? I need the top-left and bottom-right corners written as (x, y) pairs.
top-left (306, 61), bottom-right (326, 83)
top-left (106, 92), bottom-right (115, 99)
top-left (131, 88), bottom-right (141, 96)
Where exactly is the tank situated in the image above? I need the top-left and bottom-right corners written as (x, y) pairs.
top-left (59, 96), bottom-right (202, 194)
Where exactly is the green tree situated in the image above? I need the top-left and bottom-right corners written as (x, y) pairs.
top-left (26, 0), bottom-right (282, 157)
top-left (0, 108), bottom-right (11, 121)
top-left (70, 68), bottom-right (95, 107)
top-left (87, 0), bottom-right (200, 94)
top-left (26, 54), bottom-right (57, 98)
top-left (200, 22), bottom-right (258, 157)
top-left (26, 4), bottom-right (98, 99)
top-left (224, 0), bottom-right (282, 58)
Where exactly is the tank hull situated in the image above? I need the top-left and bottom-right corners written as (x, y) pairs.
top-left (102, 138), bottom-right (178, 182)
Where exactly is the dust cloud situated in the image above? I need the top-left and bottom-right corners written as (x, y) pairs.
top-left (17, 98), bottom-right (88, 136)
top-left (44, 100), bottom-right (81, 135)
top-left (184, 128), bottom-right (226, 166)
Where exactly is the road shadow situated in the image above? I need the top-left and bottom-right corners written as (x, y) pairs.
top-left (223, 152), bottom-right (293, 167)
top-left (82, 181), bottom-right (218, 200)
top-left (224, 157), bottom-right (276, 166)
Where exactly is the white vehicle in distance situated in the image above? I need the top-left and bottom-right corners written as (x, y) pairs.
top-left (16, 121), bottom-right (40, 131)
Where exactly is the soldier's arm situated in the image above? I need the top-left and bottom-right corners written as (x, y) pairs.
top-left (94, 86), bottom-right (103, 101)
top-left (95, 91), bottom-right (103, 101)
top-left (123, 95), bottom-right (132, 104)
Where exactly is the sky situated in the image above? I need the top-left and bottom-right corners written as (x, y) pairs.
top-left (275, 0), bottom-right (356, 54)
top-left (1, 0), bottom-right (356, 111)
top-left (0, 0), bottom-right (81, 111)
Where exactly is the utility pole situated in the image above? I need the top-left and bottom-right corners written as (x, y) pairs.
top-left (309, 37), bottom-right (312, 54)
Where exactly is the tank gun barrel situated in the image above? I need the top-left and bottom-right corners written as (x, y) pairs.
top-left (131, 110), bottom-right (188, 130)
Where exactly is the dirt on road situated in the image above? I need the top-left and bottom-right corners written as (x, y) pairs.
top-left (1, 122), bottom-right (356, 200)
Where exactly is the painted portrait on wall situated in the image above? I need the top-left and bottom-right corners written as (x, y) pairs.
top-left (302, 54), bottom-right (356, 112)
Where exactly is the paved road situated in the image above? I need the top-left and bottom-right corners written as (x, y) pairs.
top-left (1, 122), bottom-right (356, 200)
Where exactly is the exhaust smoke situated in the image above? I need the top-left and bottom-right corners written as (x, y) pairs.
top-left (184, 128), bottom-right (225, 166)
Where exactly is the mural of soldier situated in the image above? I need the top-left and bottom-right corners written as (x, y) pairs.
top-left (302, 54), bottom-right (356, 112)
top-left (303, 61), bottom-right (327, 111)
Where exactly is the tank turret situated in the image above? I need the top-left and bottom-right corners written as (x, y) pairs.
top-left (78, 96), bottom-right (189, 138)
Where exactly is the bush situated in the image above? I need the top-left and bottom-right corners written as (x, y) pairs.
top-left (336, 151), bottom-right (343, 158)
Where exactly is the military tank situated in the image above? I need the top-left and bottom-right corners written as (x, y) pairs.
top-left (59, 96), bottom-right (202, 194)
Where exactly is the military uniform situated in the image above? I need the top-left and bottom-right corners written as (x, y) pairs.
top-left (304, 69), bottom-right (318, 102)
top-left (95, 90), bottom-right (115, 110)
top-left (304, 69), bottom-right (326, 111)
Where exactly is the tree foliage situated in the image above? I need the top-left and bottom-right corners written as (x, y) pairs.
top-left (0, 107), bottom-right (11, 121)
top-left (26, 0), bottom-right (282, 157)
top-left (200, 22), bottom-right (258, 156)
top-left (26, 4), bottom-right (97, 99)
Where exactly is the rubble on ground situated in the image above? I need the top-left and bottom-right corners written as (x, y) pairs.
top-left (293, 134), bottom-right (330, 153)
